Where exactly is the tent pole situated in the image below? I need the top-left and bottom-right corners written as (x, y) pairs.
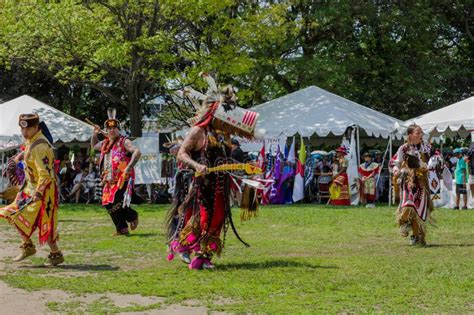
top-left (356, 126), bottom-right (360, 167)
top-left (1, 152), bottom-right (4, 194)
top-left (440, 136), bottom-right (444, 154)
top-left (388, 134), bottom-right (392, 207)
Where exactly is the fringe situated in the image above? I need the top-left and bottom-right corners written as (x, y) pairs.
top-left (201, 234), bottom-right (223, 256)
top-left (179, 223), bottom-right (200, 246)
top-left (396, 206), bottom-right (426, 237)
top-left (240, 185), bottom-right (259, 221)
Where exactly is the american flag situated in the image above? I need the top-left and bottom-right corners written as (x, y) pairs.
top-left (242, 111), bottom-right (258, 127)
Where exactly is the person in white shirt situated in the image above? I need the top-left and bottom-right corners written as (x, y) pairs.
top-left (68, 169), bottom-right (89, 203)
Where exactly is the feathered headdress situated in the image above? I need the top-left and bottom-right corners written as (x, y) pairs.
top-left (104, 108), bottom-right (120, 129)
top-left (184, 72), bottom-right (264, 139)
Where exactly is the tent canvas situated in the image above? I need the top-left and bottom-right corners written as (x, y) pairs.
top-left (405, 96), bottom-right (474, 138)
top-left (0, 95), bottom-right (93, 151)
top-left (250, 86), bottom-right (403, 139)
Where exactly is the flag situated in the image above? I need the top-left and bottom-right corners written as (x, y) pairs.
top-left (269, 145), bottom-right (282, 201)
top-left (287, 137), bottom-right (296, 163)
top-left (292, 136), bottom-right (306, 202)
top-left (347, 129), bottom-right (360, 205)
top-left (273, 145), bottom-right (282, 182)
top-left (258, 142), bottom-right (265, 172)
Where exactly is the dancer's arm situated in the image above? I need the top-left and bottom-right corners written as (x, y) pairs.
top-left (177, 126), bottom-right (208, 174)
top-left (123, 139), bottom-right (142, 174)
top-left (90, 125), bottom-right (102, 151)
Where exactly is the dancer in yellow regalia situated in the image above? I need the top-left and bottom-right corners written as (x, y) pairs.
top-left (0, 113), bottom-right (64, 266)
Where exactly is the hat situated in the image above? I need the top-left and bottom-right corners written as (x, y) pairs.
top-left (231, 138), bottom-right (240, 146)
top-left (186, 73), bottom-right (261, 139)
top-left (104, 108), bottom-right (120, 129)
top-left (336, 146), bottom-right (347, 155)
top-left (18, 113), bottom-right (40, 128)
top-left (453, 148), bottom-right (462, 154)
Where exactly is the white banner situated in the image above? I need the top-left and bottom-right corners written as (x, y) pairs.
top-left (132, 137), bottom-right (161, 185)
top-left (239, 134), bottom-right (287, 153)
top-left (347, 130), bottom-right (360, 205)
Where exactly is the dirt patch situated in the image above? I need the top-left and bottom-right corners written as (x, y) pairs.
top-left (118, 305), bottom-right (210, 314)
top-left (0, 224), bottom-right (221, 314)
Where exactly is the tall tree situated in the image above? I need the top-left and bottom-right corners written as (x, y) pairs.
top-left (0, 1), bottom-right (182, 136)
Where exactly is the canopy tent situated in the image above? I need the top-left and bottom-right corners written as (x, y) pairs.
top-left (250, 85), bottom-right (402, 137)
top-left (240, 86), bottom-right (403, 152)
top-left (0, 95), bottom-right (93, 151)
top-left (405, 96), bottom-right (474, 138)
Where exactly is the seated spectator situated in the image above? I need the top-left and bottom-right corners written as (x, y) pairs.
top-left (68, 169), bottom-right (89, 203)
top-left (59, 161), bottom-right (74, 192)
top-left (83, 170), bottom-right (96, 194)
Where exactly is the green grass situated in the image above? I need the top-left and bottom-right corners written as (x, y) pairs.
top-left (1, 203), bottom-right (473, 313)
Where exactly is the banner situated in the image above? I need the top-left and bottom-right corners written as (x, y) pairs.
top-left (239, 135), bottom-right (287, 153)
top-left (347, 130), bottom-right (360, 205)
top-left (132, 137), bottom-right (161, 185)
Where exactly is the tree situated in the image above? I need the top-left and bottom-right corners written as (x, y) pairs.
top-left (0, 1), bottom-right (182, 136)
top-left (1, 0), bottom-right (471, 130)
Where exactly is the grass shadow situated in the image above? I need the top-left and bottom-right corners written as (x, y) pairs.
top-left (217, 260), bottom-right (339, 271)
top-left (58, 219), bottom-right (87, 223)
top-left (424, 243), bottom-right (474, 248)
top-left (20, 264), bottom-right (120, 271)
top-left (126, 233), bottom-right (159, 238)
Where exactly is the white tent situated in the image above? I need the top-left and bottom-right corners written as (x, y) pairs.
top-left (0, 95), bottom-right (93, 151)
top-left (405, 96), bottom-right (474, 138)
top-left (251, 86), bottom-right (403, 139)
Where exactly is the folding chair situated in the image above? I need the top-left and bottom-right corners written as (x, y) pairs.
top-left (317, 174), bottom-right (332, 203)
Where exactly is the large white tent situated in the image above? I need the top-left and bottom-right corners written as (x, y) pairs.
top-left (0, 95), bottom-right (93, 151)
top-left (251, 86), bottom-right (402, 138)
top-left (405, 96), bottom-right (474, 138)
top-left (240, 86), bottom-right (403, 152)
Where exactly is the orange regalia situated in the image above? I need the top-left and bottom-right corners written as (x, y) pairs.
top-left (329, 157), bottom-right (351, 206)
top-left (0, 131), bottom-right (59, 244)
top-left (99, 135), bottom-right (138, 234)
top-left (100, 136), bottom-right (133, 205)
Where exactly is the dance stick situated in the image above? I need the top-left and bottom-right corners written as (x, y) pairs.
top-left (195, 163), bottom-right (262, 177)
top-left (85, 118), bottom-right (109, 136)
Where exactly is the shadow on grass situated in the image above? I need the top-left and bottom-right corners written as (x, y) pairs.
top-left (127, 233), bottom-right (159, 238)
top-left (217, 260), bottom-right (338, 271)
top-left (20, 264), bottom-right (120, 271)
top-left (58, 219), bottom-right (87, 223)
top-left (424, 243), bottom-right (474, 248)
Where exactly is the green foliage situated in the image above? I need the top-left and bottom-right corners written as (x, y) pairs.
top-left (0, 1), bottom-right (472, 132)
top-left (0, 204), bottom-right (473, 313)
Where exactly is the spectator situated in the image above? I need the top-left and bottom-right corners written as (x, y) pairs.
top-left (374, 151), bottom-right (383, 164)
top-left (467, 143), bottom-right (474, 201)
top-left (449, 151), bottom-right (458, 174)
top-left (453, 148), bottom-right (468, 209)
top-left (230, 138), bottom-right (246, 163)
top-left (68, 169), bottom-right (89, 203)
top-left (59, 161), bottom-right (74, 191)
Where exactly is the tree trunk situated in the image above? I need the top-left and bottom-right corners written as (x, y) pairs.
top-left (128, 97), bottom-right (143, 138)
top-left (68, 84), bottom-right (82, 118)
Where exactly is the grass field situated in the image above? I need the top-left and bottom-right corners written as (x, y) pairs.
top-left (0, 204), bottom-right (473, 314)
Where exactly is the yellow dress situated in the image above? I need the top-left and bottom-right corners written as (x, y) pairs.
top-left (0, 131), bottom-right (59, 244)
